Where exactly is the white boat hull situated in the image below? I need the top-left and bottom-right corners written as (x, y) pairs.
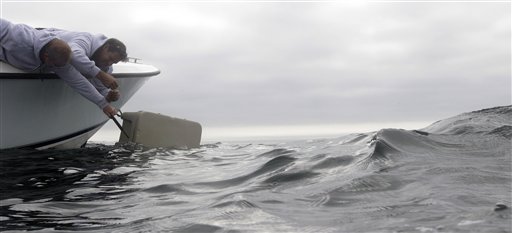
top-left (0, 61), bottom-right (159, 150)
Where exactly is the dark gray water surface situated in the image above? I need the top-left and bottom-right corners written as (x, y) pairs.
top-left (1, 106), bottom-right (511, 232)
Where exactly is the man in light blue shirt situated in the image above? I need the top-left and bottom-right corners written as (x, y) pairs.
top-left (42, 27), bottom-right (128, 113)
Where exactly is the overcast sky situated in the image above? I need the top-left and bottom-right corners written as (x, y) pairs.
top-left (1, 1), bottom-right (510, 141)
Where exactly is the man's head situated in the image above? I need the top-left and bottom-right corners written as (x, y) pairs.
top-left (43, 39), bottom-right (71, 67)
top-left (93, 38), bottom-right (128, 69)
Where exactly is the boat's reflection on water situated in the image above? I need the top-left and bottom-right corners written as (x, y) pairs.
top-left (0, 143), bottom-right (159, 231)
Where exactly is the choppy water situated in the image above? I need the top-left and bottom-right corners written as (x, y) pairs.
top-left (1, 106), bottom-right (511, 233)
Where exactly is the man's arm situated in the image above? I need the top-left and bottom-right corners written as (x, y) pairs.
top-left (68, 40), bottom-right (101, 78)
top-left (96, 70), bottom-right (118, 89)
top-left (53, 64), bottom-right (116, 116)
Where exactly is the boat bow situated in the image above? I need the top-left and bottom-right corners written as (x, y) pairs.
top-left (0, 61), bottom-right (160, 150)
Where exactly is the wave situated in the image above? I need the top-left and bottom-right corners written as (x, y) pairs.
top-left (193, 155), bottom-right (297, 188)
top-left (422, 105), bottom-right (512, 135)
top-left (214, 106), bottom-right (512, 191)
top-left (350, 106), bottom-right (511, 168)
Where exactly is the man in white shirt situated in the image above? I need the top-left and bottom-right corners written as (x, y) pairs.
top-left (41, 28), bottom-right (129, 117)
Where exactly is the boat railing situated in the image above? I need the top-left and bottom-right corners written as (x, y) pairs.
top-left (125, 57), bottom-right (143, 64)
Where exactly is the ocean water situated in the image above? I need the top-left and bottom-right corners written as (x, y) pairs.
top-left (1, 106), bottom-right (511, 233)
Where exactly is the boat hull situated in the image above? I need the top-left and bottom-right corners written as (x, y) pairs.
top-left (0, 62), bottom-right (159, 150)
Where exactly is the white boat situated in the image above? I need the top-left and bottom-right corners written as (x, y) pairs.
top-left (0, 60), bottom-right (160, 150)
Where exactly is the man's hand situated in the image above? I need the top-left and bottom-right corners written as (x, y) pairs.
top-left (106, 89), bottom-right (120, 102)
top-left (96, 71), bottom-right (118, 89)
top-left (103, 104), bottom-right (118, 118)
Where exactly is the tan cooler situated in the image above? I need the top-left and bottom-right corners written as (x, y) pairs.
top-left (118, 111), bottom-right (202, 149)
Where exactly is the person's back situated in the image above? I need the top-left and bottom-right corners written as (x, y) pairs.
top-left (0, 18), bottom-right (70, 70)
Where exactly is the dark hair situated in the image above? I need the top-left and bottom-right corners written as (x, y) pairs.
top-left (46, 39), bottom-right (71, 67)
top-left (105, 38), bottom-right (128, 61)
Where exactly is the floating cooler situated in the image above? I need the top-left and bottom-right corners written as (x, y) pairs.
top-left (118, 111), bottom-right (202, 149)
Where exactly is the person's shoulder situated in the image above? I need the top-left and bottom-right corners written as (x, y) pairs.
top-left (93, 33), bottom-right (108, 41)
top-left (0, 18), bottom-right (12, 24)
